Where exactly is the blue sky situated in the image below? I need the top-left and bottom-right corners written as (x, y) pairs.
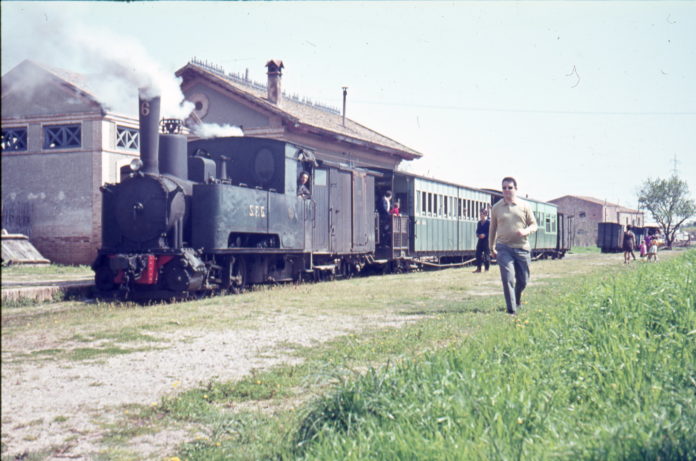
top-left (3, 1), bottom-right (695, 210)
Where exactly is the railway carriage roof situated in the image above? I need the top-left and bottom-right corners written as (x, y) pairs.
top-left (481, 188), bottom-right (558, 208)
top-left (389, 169), bottom-right (493, 194)
top-left (176, 61), bottom-right (423, 161)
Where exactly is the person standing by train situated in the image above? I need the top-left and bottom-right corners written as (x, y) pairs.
top-left (473, 208), bottom-right (490, 273)
top-left (489, 177), bottom-right (538, 315)
top-left (378, 191), bottom-right (393, 245)
top-left (622, 225), bottom-right (636, 264)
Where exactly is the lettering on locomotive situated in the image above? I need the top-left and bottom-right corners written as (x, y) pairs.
top-left (248, 204), bottom-right (266, 218)
top-left (140, 101), bottom-right (150, 116)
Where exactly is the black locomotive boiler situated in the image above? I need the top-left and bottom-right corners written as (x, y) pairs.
top-left (92, 92), bottom-right (378, 300)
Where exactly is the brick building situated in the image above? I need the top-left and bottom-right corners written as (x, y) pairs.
top-left (549, 195), bottom-right (644, 247)
top-left (1, 60), bottom-right (140, 264)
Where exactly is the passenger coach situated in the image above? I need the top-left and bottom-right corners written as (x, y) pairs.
top-left (375, 171), bottom-right (569, 267)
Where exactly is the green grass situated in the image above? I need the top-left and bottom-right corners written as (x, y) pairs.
top-left (0, 264), bottom-right (91, 276)
top-left (4, 250), bottom-right (693, 460)
top-left (291, 251), bottom-right (696, 460)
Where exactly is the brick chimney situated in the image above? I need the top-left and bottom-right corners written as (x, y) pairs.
top-left (265, 59), bottom-right (284, 105)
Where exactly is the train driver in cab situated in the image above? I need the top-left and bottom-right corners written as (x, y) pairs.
top-left (297, 171), bottom-right (312, 199)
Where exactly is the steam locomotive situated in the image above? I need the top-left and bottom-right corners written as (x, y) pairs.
top-left (92, 93), bottom-right (569, 300)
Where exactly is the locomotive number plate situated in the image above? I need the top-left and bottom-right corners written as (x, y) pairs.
top-left (248, 205), bottom-right (266, 218)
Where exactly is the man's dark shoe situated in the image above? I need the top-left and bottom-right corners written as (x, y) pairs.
top-left (473, 269), bottom-right (481, 273)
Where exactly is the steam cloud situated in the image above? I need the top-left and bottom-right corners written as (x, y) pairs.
top-left (191, 123), bottom-right (244, 139)
top-left (6, 13), bottom-right (193, 119)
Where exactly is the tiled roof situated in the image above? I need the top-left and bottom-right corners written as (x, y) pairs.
top-left (175, 61), bottom-right (423, 160)
top-left (3, 60), bottom-right (104, 109)
top-left (550, 195), bottom-right (641, 213)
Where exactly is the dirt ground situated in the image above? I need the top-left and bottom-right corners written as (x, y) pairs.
top-left (1, 304), bottom-right (423, 459)
top-left (1, 250), bottom-right (682, 460)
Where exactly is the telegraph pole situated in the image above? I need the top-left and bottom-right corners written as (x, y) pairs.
top-left (671, 154), bottom-right (679, 177)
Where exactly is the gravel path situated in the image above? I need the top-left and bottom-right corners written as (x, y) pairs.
top-left (1, 309), bottom-right (420, 460)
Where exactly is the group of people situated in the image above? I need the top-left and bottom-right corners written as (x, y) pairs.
top-left (378, 178), bottom-right (537, 316)
top-left (301, 169), bottom-right (665, 313)
top-left (623, 225), bottom-right (659, 264)
top-left (304, 171), bottom-right (539, 316)
top-left (379, 190), bottom-right (401, 217)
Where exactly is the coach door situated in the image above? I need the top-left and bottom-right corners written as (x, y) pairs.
top-left (329, 169), bottom-right (352, 253)
top-left (312, 168), bottom-right (329, 252)
top-left (352, 171), bottom-right (373, 252)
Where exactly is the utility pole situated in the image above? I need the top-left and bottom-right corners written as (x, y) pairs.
top-left (671, 154), bottom-right (679, 177)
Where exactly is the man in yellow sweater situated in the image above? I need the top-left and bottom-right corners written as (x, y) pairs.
top-left (489, 177), bottom-right (538, 315)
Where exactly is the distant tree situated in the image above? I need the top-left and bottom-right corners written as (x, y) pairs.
top-left (638, 175), bottom-right (696, 247)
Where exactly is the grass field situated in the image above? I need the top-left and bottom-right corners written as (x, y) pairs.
top-left (161, 250), bottom-right (694, 460)
top-left (290, 251), bottom-right (696, 460)
top-left (1, 249), bottom-right (694, 460)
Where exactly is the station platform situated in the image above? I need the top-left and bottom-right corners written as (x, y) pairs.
top-left (1, 274), bottom-right (94, 304)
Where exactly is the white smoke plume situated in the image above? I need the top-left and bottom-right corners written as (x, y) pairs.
top-left (4, 12), bottom-right (193, 119)
top-left (192, 123), bottom-right (244, 139)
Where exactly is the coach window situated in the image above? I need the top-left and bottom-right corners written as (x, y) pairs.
top-left (422, 191), bottom-right (427, 215)
top-left (427, 193), bottom-right (433, 216)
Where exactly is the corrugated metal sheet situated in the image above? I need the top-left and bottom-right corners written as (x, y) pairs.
top-left (1, 233), bottom-right (50, 265)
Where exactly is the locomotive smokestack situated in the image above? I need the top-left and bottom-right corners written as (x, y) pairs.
top-left (138, 89), bottom-right (161, 175)
top-left (265, 59), bottom-right (284, 105)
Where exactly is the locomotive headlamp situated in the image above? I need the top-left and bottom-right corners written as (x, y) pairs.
top-left (130, 158), bottom-right (143, 172)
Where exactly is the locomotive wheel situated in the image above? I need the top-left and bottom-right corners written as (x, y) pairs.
top-left (164, 263), bottom-right (191, 293)
top-left (230, 257), bottom-right (247, 294)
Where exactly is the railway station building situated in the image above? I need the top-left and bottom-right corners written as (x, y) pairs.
top-left (1, 60), bottom-right (140, 264)
top-left (175, 58), bottom-right (422, 171)
top-left (549, 195), bottom-right (644, 247)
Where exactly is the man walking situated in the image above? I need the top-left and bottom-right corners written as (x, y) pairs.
top-left (473, 208), bottom-right (490, 272)
top-left (489, 177), bottom-right (538, 315)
